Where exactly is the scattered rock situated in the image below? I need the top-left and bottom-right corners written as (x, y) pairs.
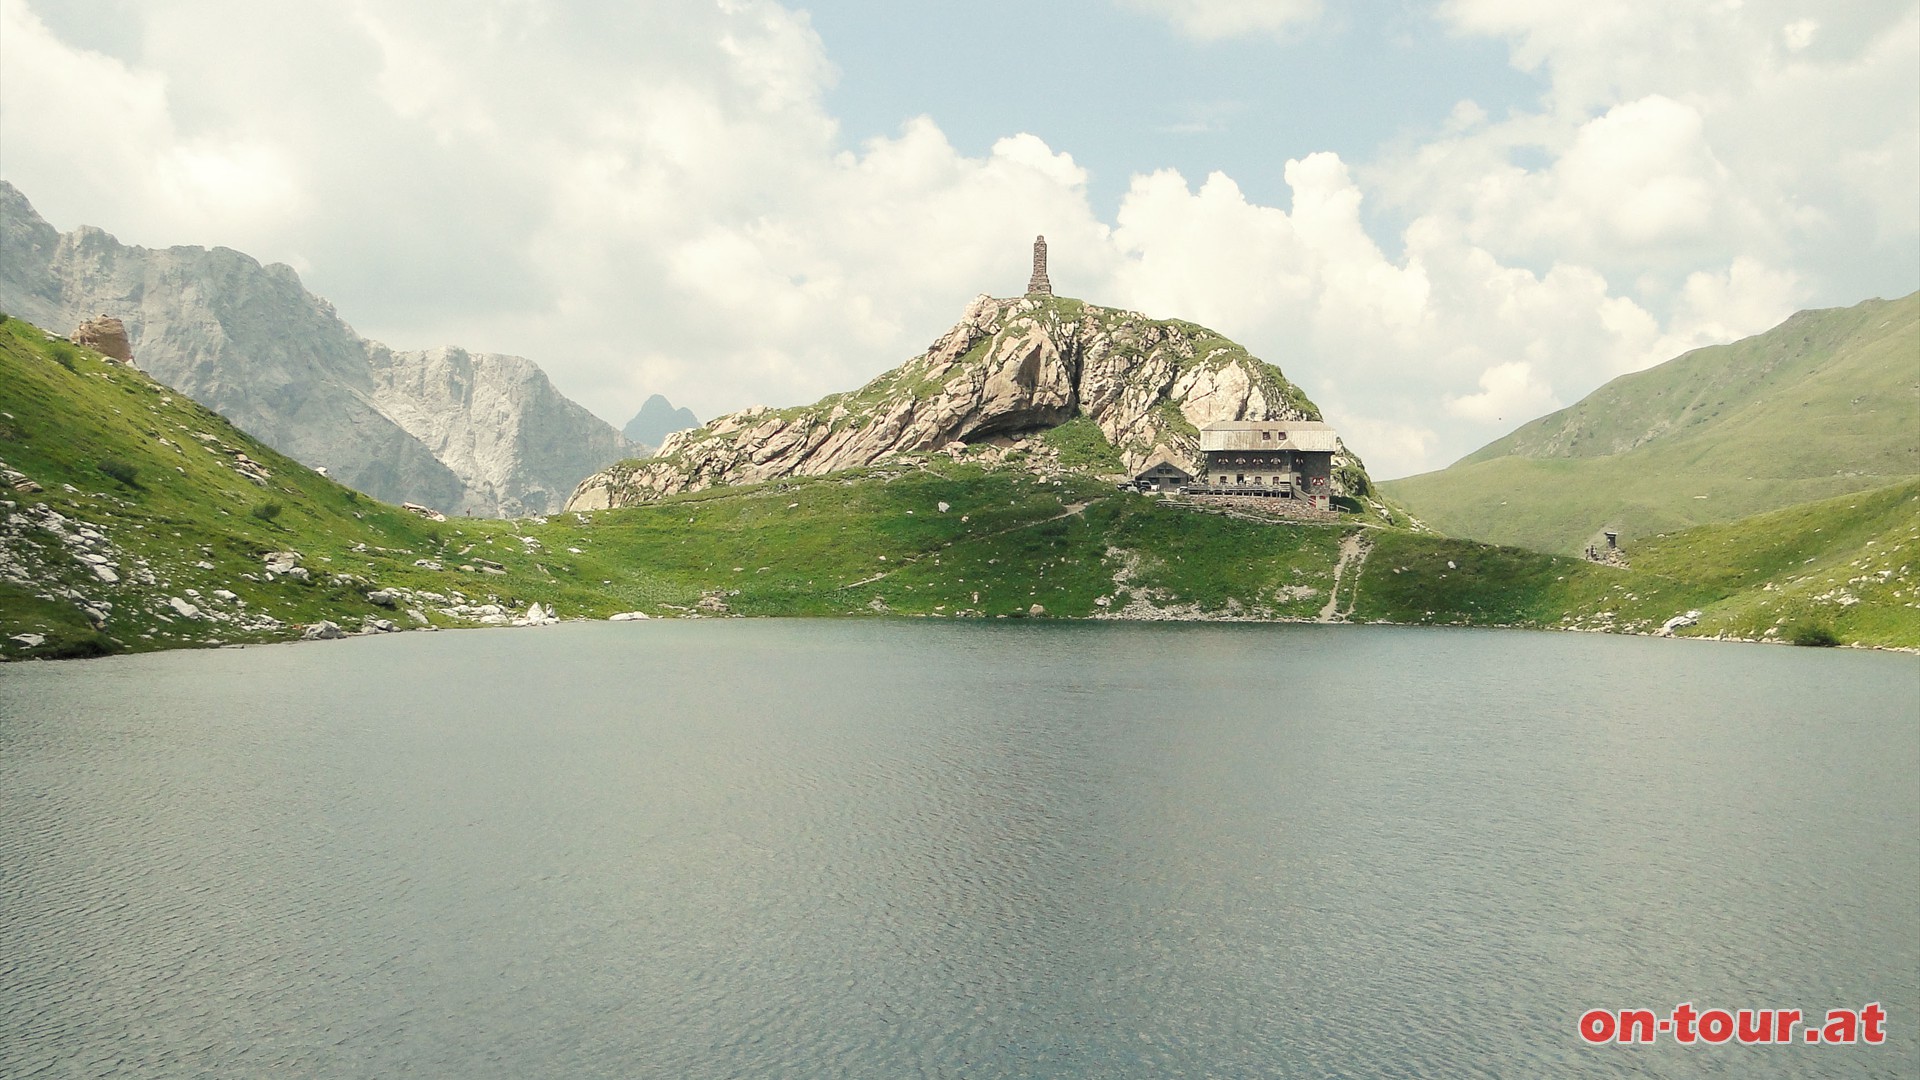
top-left (302, 621), bottom-right (345, 640)
top-left (1658, 610), bottom-right (1704, 636)
top-left (938, 502), bottom-right (951, 513)
top-left (1, 466), bottom-right (42, 493)
top-left (10, 633), bottom-right (45, 648)
top-left (1029, 604), bottom-right (1047, 617)
top-left (263, 551), bottom-right (302, 574)
top-left (366, 588), bottom-right (399, 607)
top-left (512, 602), bottom-right (559, 627)
top-left (401, 502), bottom-right (449, 522)
top-left (167, 597), bottom-right (201, 619)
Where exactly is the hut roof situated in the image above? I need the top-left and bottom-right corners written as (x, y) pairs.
top-left (1198, 420), bottom-right (1338, 453)
top-left (1134, 446), bottom-right (1193, 478)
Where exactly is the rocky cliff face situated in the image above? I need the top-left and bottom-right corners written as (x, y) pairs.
top-left (0, 182), bottom-right (626, 517)
top-left (569, 294), bottom-right (1366, 510)
top-left (366, 344), bottom-right (630, 518)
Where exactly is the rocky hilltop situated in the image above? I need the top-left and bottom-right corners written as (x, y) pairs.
top-left (568, 294), bottom-right (1368, 510)
top-left (0, 181), bottom-right (627, 517)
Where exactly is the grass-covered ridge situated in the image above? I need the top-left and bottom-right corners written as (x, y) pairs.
top-left (3, 314), bottom-right (1914, 660)
top-left (1383, 291), bottom-right (1919, 554)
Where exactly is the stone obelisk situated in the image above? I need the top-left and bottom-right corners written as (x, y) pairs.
top-left (1026, 235), bottom-right (1053, 296)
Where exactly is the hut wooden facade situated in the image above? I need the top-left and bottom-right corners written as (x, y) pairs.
top-left (1191, 420), bottom-right (1338, 509)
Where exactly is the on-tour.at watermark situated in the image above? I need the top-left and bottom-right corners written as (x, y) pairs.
top-left (1578, 1003), bottom-right (1887, 1046)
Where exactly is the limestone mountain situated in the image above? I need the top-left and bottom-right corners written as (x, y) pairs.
top-left (0, 181), bottom-right (628, 517)
top-left (1382, 291), bottom-right (1920, 554)
top-left (568, 293), bottom-right (1372, 510)
top-left (622, 394), bottom-right (700, 449)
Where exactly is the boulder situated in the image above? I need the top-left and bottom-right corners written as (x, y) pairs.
top-left (366, 588), bottom-right (399, 607)
top-left (302, 621), bottom-right (345, 640)
top-left (70, 315), bottom-right (134, 363)
top-left (1658, 610), bottom-right (1704, 636)
top-left (609, 611), bottom-right (650, 621)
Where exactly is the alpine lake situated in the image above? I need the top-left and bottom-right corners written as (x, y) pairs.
top-left (1, 621), bottom-right (1914, 1078)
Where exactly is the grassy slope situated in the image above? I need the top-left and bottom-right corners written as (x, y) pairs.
top-left (1627, 479), bottom-right (1920, 645)
top-left (4, 316), bottom-right (1913, 660)
top-left (0, 317), bottom-right (480, 656)
top-left (1353, 478), bottom-right (1920, 648)
top-left (1381, 292), bottom-right (1919, 554)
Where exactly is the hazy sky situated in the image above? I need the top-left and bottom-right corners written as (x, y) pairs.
top-left (3, 0), bottom-right (1915, 477)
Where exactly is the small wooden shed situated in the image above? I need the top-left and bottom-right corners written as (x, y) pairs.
top-left (1132, 448), bottom-right (1193, 493)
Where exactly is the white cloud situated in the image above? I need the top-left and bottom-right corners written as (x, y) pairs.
top-left (0, 0), bottom-right (307, 244)
top-left (1419, 0), bottom-right (1919, 291)
top-left (1782, 18), bottom-right (1819, 52)
top-left (1119, 0), bottom-right (1322, 41)
top-left (1444, 361), bottom-right (1559, 424)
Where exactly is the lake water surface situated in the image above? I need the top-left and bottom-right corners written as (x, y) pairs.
top-left (1, 622), bottom-right (1915, 1078)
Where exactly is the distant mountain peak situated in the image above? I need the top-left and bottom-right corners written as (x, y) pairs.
top-left (622, 395), bottom-right (700, 449)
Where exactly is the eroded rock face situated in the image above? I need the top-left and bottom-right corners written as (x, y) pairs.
top-left (568, 294), bottom-right (1356, 509)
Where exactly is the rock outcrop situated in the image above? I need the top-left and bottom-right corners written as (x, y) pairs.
top-left (0, 181), bottom-right (627, 517)
top-left (568, 294), bottom-right (1365, 510)
top-left (70, 315), bottom-right (134, 363)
